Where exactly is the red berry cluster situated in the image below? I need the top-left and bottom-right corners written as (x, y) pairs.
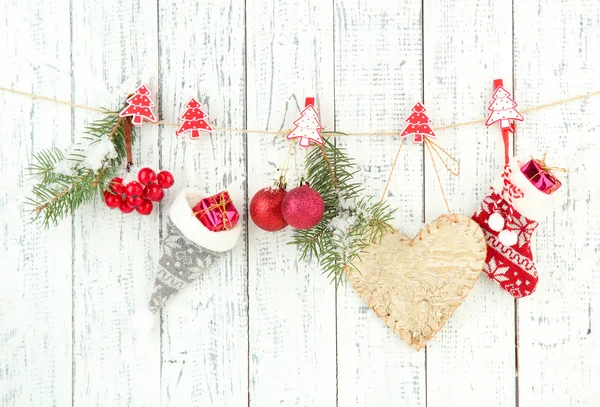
top-left (103, 168), bottom-right (175, 215)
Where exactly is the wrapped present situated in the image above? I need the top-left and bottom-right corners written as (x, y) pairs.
top-left (520, 156), bottom-right (562, 194)
top-left (192, 190), bottom-right (240, 232)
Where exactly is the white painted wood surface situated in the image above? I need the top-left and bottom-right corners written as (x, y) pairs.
top-left (1, 0), bottom-right (599, 406)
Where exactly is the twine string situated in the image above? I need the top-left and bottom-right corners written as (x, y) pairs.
top-left (424, 138), bottom-right (453, 214)
top-left (3, 85), bottom-right (600, 136)
top-left (380, 140), bottom-right (404, 201)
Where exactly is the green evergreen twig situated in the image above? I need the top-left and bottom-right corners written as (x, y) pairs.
top-left (25, 113), bottom-right (136, 228)
top-left (288, 138), bottom-right (396, 286)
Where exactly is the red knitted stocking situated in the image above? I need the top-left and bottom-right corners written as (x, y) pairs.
top-left (472, 191), bottom-right (539, 297)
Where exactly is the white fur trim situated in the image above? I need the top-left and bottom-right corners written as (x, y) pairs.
top-left (491, 158), bottom-right (555, 222)
top-left (168, 188), bottom-right (242, 252)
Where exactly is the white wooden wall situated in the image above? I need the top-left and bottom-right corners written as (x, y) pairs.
top-left (1, 0), bottom-right (599, 406)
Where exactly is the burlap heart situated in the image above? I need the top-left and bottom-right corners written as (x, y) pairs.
top-left (347, 214), bottom-right (487, 351)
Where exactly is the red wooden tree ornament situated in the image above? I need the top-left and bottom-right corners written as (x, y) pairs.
top-left (176, 97), bottom-right (213, 140)
top-left (286, 97), bottom-right (324, 148)
top-left (485, 79), bottom-right (524, 164)
top-left (119, 84), bottom-right (158, 126)
top-left (399, 102), bottom-right (437, 144)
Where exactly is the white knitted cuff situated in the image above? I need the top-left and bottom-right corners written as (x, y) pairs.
top-left (491, 158), bottom-right (555, 222)
top-left (168, 187), bottom-right (242, 252)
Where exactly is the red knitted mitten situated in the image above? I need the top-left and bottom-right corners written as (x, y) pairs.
top-left (472, 159), bottom-right (554, 298)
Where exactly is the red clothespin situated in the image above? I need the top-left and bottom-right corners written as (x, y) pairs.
top-left (485, 79), bottom-right (524, 164)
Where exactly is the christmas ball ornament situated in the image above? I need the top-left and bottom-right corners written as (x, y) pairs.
top-left (138, 167), bottom-right (157, 185)
top-left (488, 212), bottom-right (505, 232)
top-left (119, 201), bottom-right (135, 214)
top-left (144, 184), bottom-right (164, 202)
top-left (109, 177), bottom-right (126, 195)
top-left (125, 181), bottom-right (144, 198)
top-left (498, 229), bottom-right (518, 247)
top-left (136, 200), bottom-right (153, 215)
top-left (157, 171), bottom-right (174, 189)
top-left (281, 182), bottom-right (324, 230)
top-left (250, 183), bottom-right (288, 232)
top-left (126, 195), bottom-right (145, 208)
top-left (104, 191), bottom-right (123, 209)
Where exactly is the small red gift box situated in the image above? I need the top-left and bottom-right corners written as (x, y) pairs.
top-left (520, 158), bottom-right (562, 194)
top-left (192, 191), bottom-right (240, 232)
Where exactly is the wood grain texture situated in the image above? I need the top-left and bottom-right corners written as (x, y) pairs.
top-left (514, 0), bottom-right (600, 405)
top-left (333, 1), bottom-right (426, 405)
top-left (0, 1), bottom-right (72, 406)
top-left (2, 0), bottom-right (600, 406)
top-left (157, 0), bottom-right (248, 405)
top-left (246, 0), bottom-right (337, 405)
top-left (70, 1), bottom-right (161, 406)
top-left (422, 0), bottom-right (517, 406)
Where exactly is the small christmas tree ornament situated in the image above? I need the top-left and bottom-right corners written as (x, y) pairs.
top-left (485, 79), bottom-right (524, 163)
top-left (176, 97), bottom-right (213, 140)
top-left (472, 158), bottom-right (562, 298)
top-left (144, 188), bottom-right (242, 313)
top-left (119, 84), bottom-right (158, 126)
top-left (281, 179), bottom-right (325, 230)
top-left (399, 102), bottom-right (436, 144)
top-left (286, 97), bottom-right (324, 147)
top-left (250, 176), bottom-right (289, 232)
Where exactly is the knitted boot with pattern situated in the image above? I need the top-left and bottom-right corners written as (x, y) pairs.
top-left (472, 159), bottom-right (554, 298)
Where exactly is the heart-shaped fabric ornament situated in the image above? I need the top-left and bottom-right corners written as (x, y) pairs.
top-left (348, 214), bottom-right (487, 351)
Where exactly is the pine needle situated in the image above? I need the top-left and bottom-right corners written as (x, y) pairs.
top-left (288, 139), bottom-right (396, 286)
top-left (25, 113), bottom-right (136, 228)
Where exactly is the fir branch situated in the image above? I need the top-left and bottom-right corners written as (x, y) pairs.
top-left (289, 139), bottom-right (396, 286)
top-left (25, 113), bottom-right (135, 228)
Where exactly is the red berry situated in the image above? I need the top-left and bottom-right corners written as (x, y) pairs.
top-left (125, 181), bottom-right (144, 198)
top-left (126, 195), bottom-right (145, 208)
top-left (138, 168), bottom-right (157, 185)
top-left (156, 171), bottom-right (174, 189)
top-left (119, 201), bottom-right (135, 214)
top-left (144, 184), bottom-right (164, 201)
top-left (104, 190), bottom-right (123, 209)
top-left (136, 200), bottom-right (153, 215)
top-left (109, 177), bottom-right (126, 194)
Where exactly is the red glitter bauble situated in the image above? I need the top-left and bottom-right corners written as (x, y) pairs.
top-left (281, 184), bottom-right (324, 230)
top-left (249, 187), bottom-right (288, 232)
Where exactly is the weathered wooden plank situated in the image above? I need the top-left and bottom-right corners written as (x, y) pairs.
top-left (333, 1), bottom-right (426, 406)
top-left (0, 1), bottom-right (72, 406)
top-left (70, 1), bottom-right (161, 405)
top-left (514, 1), bottom-right (600, 405)
top-left (422, 0), bottom-right (517, 405)
top-left (245, 0), bottom-right (337, 405)
top-left (157, 0), bottom-right (248, 405)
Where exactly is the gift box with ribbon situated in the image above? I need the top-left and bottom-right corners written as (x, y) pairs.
top-left (192, 190), bottom-right (240, 232)
top-left (520, 155), bottom-right (563, 194)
